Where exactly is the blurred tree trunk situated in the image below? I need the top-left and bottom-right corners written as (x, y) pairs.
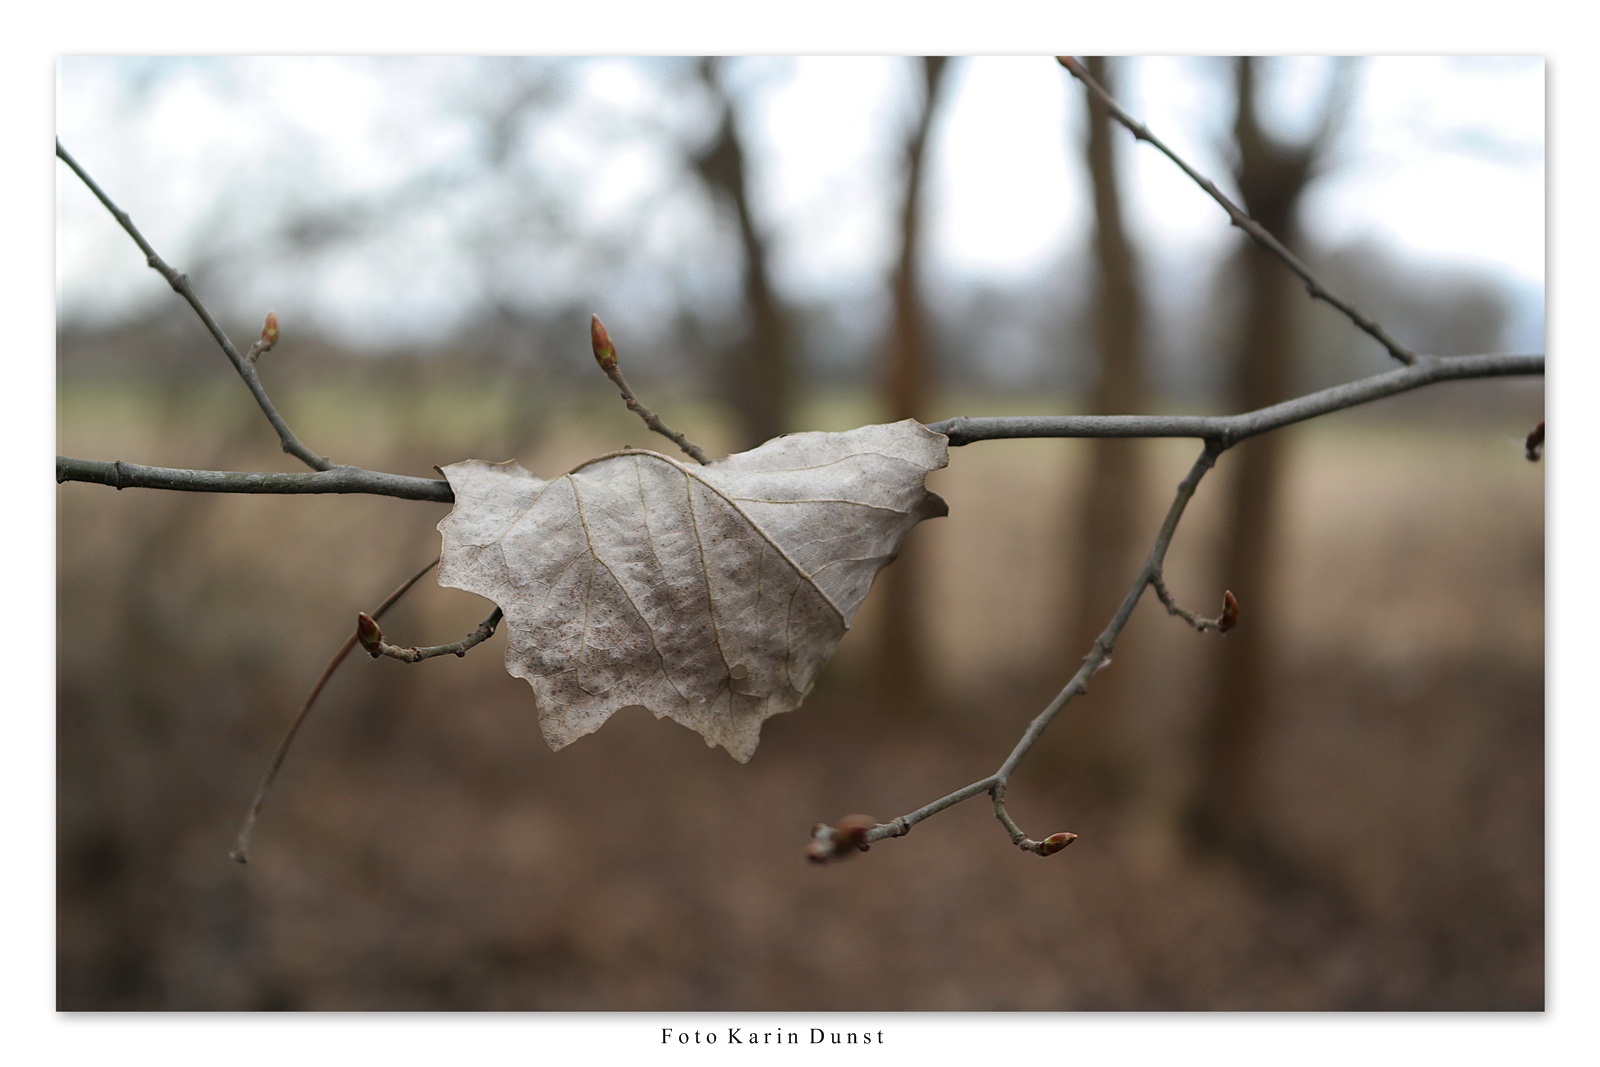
top-left (873, 56), bottom-right (951, 706)
top-left (883, 57), bottom-right (949, 426)
top-left (693, 58), bottom-right (793, 451)
top-left (1188, 58), bottom-right (1348, 856)
top-left (1063, 56), bottom-right (1151, 789)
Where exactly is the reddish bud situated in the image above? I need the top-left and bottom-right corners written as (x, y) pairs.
top-left (1218, 590), bottom-right (1240, 634)
top-left (590, 314), bottom-right (617, 370)
top-left (261, 310), bottom-right (279, 348)
top-left (1036, 832), bottom-right (1078, 856)
top-left (806, 814), bottom-right (878, 863)
top-left (834, 814), bottom-right (876, 848)
top-left (356, 612), bottom-right (384, 656)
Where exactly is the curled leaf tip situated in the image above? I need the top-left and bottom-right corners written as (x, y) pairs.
top-left (1219, 590), bottom-right (1240, 634)
top-left (590, 314), bottom-right (617, 369)
top-left (356, 612), bottom-right (384, 656)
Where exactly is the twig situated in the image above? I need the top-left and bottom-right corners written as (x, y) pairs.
top-left (991, 786), bottom-right (1077, 857)
top-left (56, 140), bottom-right (333, 470)
top-left (1152, 573), bottom-right (1239, 635)
top-left (1056, 57), bottom-right (1419, 368)
top-left (230, 558), bottom-right (440, 864)
top-left (819, 351), bottom-right (1541, 857)
top-left (589, 314), bottom-right (714, 465)
top-left (813, 443), bottom-right (1225, 861)
top-left (356, 607), bottom-right (504, 663)
top-left (55, 456), bottom-right (453, 502)
top-left (928, 352), bottom-right (1544, 447)
top-left (58, 352), bottom-right (1544, 504)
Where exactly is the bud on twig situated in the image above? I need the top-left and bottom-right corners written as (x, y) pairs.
top-left (1218, 590), bottom-right (1240, 634)
top-left (1035, 832), bottom-right (1078, 856)
top-left (590, 314), bottom-right (617, 371)
top-left (246, 310), bottom-right (280, 365)
top-left (806, 814), bottom-right (878, 863)
top-left (356, 612), bottom-right (384, 657)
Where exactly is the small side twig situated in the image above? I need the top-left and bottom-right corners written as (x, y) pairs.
top-left (1055, 57), bottom-right (1418, 368)
top-left (356, 608), bottom-right (504, 663)
top-left (589, 314), bottom-right (714, 466)
top-left (991, 785), bottom-right (1077, 857)
top-left (1152, 573), bottom-right (1240, 635)
top-left (56, 140), bottom-right (332, 470)
top-left (230, 557), bottom-right (440, 864)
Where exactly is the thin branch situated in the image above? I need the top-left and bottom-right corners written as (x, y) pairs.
top-left (56, 139), bottom-right (333, 470)
top-left (590, 314), bottom-right (714, 465)
top-left (230, 558), bottom-right (440, 864)
top-left (807, 778), bottom-right (997, 862)
top-left (995, 443), bottom-right (1220, 784)
top-left (59, 352), bottom-right (1544, 504)
top-left (1055, 57), bottom-right (1419, 368)
top-left (827, 349), bottom-right (1542, 857)
top-left (928, 352), bottom-right (1544, 447)
top-left (55, 456), bottom-right (454, 502)
top-left (821, 443), bottom-right (1225, 861)
top-left (357, 607), bottom-right (504, 663)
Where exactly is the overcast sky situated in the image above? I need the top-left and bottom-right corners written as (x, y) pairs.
top-left (55, 56), bottom-right (1544, 357)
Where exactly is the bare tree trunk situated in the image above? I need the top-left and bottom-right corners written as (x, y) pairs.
top-left (1064, 56), bottom-right (1151, 790)
top-left (1188, 58), bottom-right (1347, 858)
top-left (874, 56), bottom-right (951, 706)
top-left (884, 57), bottom-right (949, 426)
top-left (693, 59), bottom-right (793, 451)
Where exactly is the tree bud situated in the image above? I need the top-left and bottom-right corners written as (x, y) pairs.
top-left (356, 612), bottom-right (384, 656)
top-left (590, 314), bottom-right (617, 370)
top-left (1036, 832), bottom-right (1078, 856)
top-left (1218, 590), bottom-right (1240, 634)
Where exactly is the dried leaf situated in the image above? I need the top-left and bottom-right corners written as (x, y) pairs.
top-left (436, 420), bottom-right (949, 761)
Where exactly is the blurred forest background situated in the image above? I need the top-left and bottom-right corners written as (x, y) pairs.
top-left (56, 56), bottom-right (1544, 1010)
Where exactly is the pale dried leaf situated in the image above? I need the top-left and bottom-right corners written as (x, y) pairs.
top-left (436, 420), bottom-right (949, 761)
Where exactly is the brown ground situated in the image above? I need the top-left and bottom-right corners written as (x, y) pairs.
top-left (56, 377), bottom-right (1544, 1010)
